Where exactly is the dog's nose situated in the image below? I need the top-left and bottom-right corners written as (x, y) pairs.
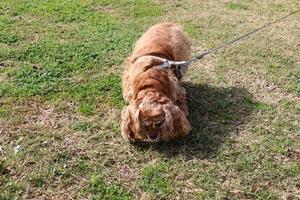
top-left (149, 132), bottom-right (158, 140)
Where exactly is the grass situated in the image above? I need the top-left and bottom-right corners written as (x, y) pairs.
top-left (0, 0), bottom-right (299, 199)
top-left (137, 161), bottom-right (173, 198)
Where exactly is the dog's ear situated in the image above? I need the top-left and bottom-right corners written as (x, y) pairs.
top-left (163, 106), bottom-right (173, 134)
top-left (121, 105), bottom-right (142, 141)
top-left (132, 106), bottom-right (142, 133)
top-left (121, 106), bottom-right (134, 141)
top-left (163, 104), bottom-right (191, 141)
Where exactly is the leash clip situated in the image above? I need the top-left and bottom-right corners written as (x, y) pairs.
top-left (156, 59), bottom-right (188, 69)
top-left (156, 59), bottom-right (188, 79)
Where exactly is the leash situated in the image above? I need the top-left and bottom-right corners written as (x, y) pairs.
top-left (157, 9), bottom-right (299, 77)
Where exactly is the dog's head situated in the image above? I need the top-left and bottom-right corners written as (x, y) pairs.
top-left (121, 93), bottom-right (191, 142)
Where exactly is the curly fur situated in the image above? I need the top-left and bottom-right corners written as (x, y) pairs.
top-left (121, 22), bottom-right (192, 142)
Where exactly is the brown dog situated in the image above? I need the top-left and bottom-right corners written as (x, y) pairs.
top-left (121, 22), bottom-right (192, 142)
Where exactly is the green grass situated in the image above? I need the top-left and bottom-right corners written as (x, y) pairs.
top-left (226, 2), bottom-right (248, 10)
top-left (1, 0), bottom-right (299, 199)
top-left (137, 161), bottom-right (173, 198)
top-left (89, 174), bottom-right (133, 200)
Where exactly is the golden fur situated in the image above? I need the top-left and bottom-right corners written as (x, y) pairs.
top-left (121, 22), bottom-right (192, 142)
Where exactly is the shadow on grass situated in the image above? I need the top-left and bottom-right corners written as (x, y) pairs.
top-left (132, 82), bottom-right (255, 159)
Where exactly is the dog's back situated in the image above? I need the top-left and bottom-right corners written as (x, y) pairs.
top-left (130, 22), bottom-right (191, 63)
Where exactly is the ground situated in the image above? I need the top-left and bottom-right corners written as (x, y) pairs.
top-left (0, 0), bottom-right (299, 199)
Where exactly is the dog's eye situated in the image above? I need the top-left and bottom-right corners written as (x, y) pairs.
top-left (156, 121), bottom-right (164, 127)
top-left (144, 122), bottom-right (149, 127)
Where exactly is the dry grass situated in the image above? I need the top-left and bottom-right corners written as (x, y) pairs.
top-left (0, 0), bottom-right (299, 199)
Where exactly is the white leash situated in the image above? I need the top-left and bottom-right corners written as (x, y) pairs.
top-left (155, 9), bottom-right (299, 75)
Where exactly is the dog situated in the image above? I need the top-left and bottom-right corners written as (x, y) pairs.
top-left (121, 22), bottom-right (192, 142)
